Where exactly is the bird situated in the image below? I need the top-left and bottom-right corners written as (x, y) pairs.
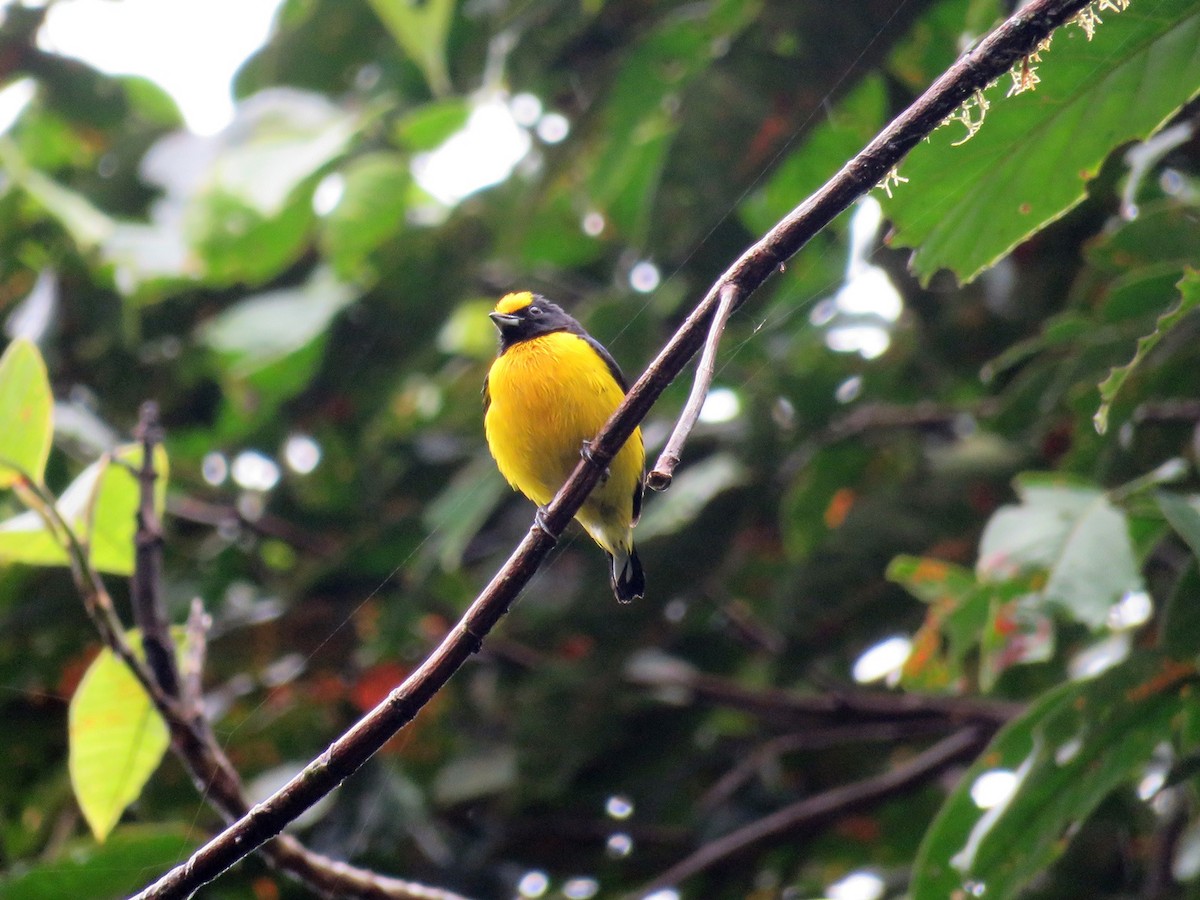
top-left (483, 291), bottom-right (646, 602)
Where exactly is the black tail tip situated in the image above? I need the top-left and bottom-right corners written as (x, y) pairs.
top-left (610, 548), bottom-right (645, 604)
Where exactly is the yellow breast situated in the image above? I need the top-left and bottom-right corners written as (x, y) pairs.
top-left (485, 331), bottom-right (643, 551)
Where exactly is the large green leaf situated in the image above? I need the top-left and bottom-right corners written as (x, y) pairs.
top-left (0, 825), bottom-right (195, 900)
top-left (883, 0), bottom-right (1200, 284)
top-left (0, 140), bottom-right (114, 251)
top-left (0, 338), bottom-right (53, 488)
top-left (586, 0), bottom-right (761, 240)
top-left (367, 0), bottom-right (455, 96)
top-left (318, 152), bottom-right (411, 278)
top-left (200, 267), bottom-right (357, 379)
top-left (1095, 270), bottom-right (1200, 432)
top-left (1158, 492), bottom-right (1200, 564)
top-left (912, 651), bottom-right (1196, 900)
top-left (977, 474), bottom-right (1143, 629)
top-left (0, 443), bottom-right (168, 576)
top-left (68, 634), bottom-right (171, 842)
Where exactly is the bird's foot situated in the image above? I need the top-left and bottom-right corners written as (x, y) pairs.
top-left (581, 440), bottom-right (610, 483)
top-left (533, 507), bottom-right (558, 544)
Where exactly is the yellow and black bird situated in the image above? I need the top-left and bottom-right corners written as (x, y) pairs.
top-left (483, 291), bottom-right (645, 602)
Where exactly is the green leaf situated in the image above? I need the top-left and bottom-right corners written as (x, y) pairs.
top-left (0, 825), bottom-right (195, 900)
top-left (1161, 560), bottom-right (1200, 661)
top-left (912, 651), bottom-right (1195, 900)
top-left (980, 311), bottom-right (1092, 383)
top-left (977, 474), bottom-right (1143, 629)
top-left (189, 190), bottom-right (314, 287)
top-left (393, 98), bottom-right (470, 151)
top-left (194, 92), bottom-right (357, 218)
top-left (587, 0), bottom-right (761, 238)
top-left (888, 556), bottom-right (1051, 690)
top-left (367, 0), bottom-right (456, 96)
top-left (0, 443), bottom-right (168, 575)
top-left (68, 634), bottom-right (171, 842)
top-left (1095, 270), bottom-right (1200, 433)
top-left (200, 267), bottom-right (358, 378)
top-left (883, 0), bottom-right (1200, 284)
top-left (0, 338), bottom-right (53, 488)
top-left (0, 140), bottom-right (114, 251)
top-left (129, 90), bottom-right (358, 288)
top-left (1157, 491), bottom-right (1200, 563)
top-left (318, 152), bottom-right (410, 277)
top-left (1082, 204), bottom-right (1200, 324)
top-left (419, 455), bottom-right (508, 573)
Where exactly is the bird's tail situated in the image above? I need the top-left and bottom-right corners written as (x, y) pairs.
top-left (608, 546), bottom-right (645, 603)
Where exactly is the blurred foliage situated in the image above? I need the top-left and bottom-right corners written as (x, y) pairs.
top-left (0, 0), bottom-right (1199, 898)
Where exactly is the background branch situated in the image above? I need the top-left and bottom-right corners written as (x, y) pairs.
top-left (627, 727), bottom-right (988, 898)
top-left (132, 0), bottom-right (1094, 895)
top-left (121, 413), bottom-right (473, 899)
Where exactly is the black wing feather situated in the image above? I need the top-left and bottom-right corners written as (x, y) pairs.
top-left (579, 331), bottom-right (628, 391)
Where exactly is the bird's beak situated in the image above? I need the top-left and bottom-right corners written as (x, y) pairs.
top-left (489, 311), bottom-right (520, 328)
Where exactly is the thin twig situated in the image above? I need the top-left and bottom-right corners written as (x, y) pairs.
top-left (648, 283), bottom-right (740, 491)
top-left (627, 727), bottom-right (987, 898)
top-left (131, 401), bottom-right (179, 697)
top-left (17, 473), bottom-right (176, 719)
top-left (126, 413), bottom-right (474, 900)
top-left (131, 1), bottom-right (1094, 895)
top-left (181, 597), bottom-right (210, 713)
top-left (697, 719), bottom-right (966, 812)
top-left (630, 664), bottom-right (1024, 727)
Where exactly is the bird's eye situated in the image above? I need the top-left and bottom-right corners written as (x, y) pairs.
top-left (528, 305), bottom-right (542, 316)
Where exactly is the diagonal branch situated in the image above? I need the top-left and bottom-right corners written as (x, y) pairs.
top-left (132, 0), bottom-right (1094, 895)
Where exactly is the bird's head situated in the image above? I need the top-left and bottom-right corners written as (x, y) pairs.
top-left (489, 292), bottom-right (576, 348)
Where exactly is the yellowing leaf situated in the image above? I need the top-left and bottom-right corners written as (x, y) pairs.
top-left (0, 338), bottom-right (53, 488)
top-left (68, 636), bottom-right (170, 842)
top-left (0, 443), bottom-right (168, 575)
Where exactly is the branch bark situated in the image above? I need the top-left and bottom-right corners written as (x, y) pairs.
top-left (132, 0), bottom-right (1094, 895)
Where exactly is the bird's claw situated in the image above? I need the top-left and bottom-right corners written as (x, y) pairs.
top-left (533, 507), bottom-right (558, 544)
top-left (581, 440), bottom-right (610, 483)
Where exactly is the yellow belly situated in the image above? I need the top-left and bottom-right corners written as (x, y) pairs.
top-left (485, 331), bottom-right (643, 554)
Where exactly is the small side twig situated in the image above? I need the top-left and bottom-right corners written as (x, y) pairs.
top-left (647, 283), bottom-right (740, 491)
top-left (131, 401), bottom-right (179, 697)
top-left (181, 596), bottom-right (210, 714)
top-left (627, 727), bottom-right (987, 898)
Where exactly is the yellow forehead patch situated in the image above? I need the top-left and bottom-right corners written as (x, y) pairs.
top-left (495, 291), bottom-right (534, 315)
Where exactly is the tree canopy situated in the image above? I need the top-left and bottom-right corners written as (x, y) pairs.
top-left (1, 0), bottom-right (1200, 898)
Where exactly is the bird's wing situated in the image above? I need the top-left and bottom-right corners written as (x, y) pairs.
top-left (581, 333), bottom-right (628, 391)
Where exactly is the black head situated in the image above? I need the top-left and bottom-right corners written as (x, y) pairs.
top-left (489, 291), bottom-right (583, 351)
